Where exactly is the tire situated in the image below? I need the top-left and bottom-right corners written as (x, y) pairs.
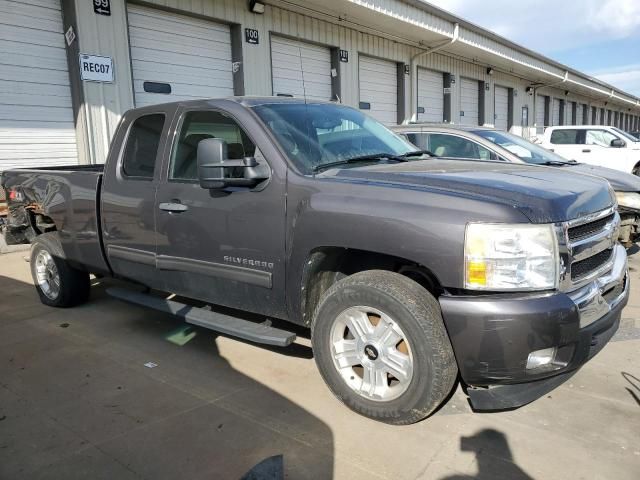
top-left (311, 270), bottom-right (457, 425)
top-left (30, 232), bottom-right (90, 308)
top-left (633, 165), bottom-right (640, 177)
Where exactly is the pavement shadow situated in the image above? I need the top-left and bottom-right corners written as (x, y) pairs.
top-left (621, 372), bottom-right (640, 407)
top-left (0, 273), bottom-right (335, 479)
top-left (440, 429), bottom-right (533, 480)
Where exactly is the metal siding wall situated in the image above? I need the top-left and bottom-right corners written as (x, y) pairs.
top-left (72, 0), bottom-right (640, 164)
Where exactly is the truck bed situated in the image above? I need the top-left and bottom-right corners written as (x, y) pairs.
top-left (1, 165), bottom-right (109, 274)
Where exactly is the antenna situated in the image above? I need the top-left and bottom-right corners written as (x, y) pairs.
top-left (297, 46), bottom-right (308, 103)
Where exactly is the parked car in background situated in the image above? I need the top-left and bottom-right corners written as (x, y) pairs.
top-left (1, 98), bottom-right (629, 424)
top-left (536, 125), bottom-right (640, 175)
top-left (393, 124), bottom-right (640, 246)
top-left (631, 131), bottom-right (640, 140)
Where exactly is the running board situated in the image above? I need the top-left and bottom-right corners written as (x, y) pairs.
top-left (106, 287), bottom-right (296, 347)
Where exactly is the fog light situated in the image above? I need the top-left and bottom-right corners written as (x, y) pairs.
top-left (526, 347), bottom-right (557, 370)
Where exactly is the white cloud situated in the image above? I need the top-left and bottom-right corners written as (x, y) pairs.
top-left (592, 65), bottom-right (640, 96)
top-left (586, 0), bottom-right (640, 37)
top-left (426, 0), bottom-right (640, 52)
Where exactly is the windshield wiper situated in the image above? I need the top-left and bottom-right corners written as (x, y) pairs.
top-left (312, 153), bottom-right (408, 172)
top-left (399, 149), bottom-right (435, 158)
top-left (541, 160), bottom-right (571, 166)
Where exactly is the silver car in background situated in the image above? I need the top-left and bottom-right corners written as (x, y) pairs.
top-left (393, 124), bottom-right (640, 246)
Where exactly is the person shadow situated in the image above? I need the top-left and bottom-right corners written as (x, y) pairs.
top-left (441, 429), bottom-right (533, 480)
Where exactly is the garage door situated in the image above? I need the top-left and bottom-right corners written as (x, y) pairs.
top-left (535, 95), bottom-right (545, 129)
top-left (459, 78), bottom-right (478, 126)
top-left (271, 36), bottom-right (332, 102)
top-left (417, 68), bottom-right (443, 123)
top-left (576, 104), bottom-right (583, 125)
top-left (494, 86), bottom-right (509, 131)
top-left (358, 56), bottom-right (397, 125)
top-left (0, 0), bottom-right (77, 170)
top-left (127, 5), bottom-right (234, 107)
top-left (552, 98), bottom-right (561, 126)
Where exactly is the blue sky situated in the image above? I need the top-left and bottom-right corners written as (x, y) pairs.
top-left (428, 0), bottom-right (640, 96)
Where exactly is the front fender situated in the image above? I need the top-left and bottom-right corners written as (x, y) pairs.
top-left (284, 175), bottom-right (530, 322)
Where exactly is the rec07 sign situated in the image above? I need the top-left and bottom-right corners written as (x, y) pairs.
top-left (79, 54), bottom-right (114, 83)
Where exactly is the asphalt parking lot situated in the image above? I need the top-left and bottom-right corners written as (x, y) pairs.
top-left (1, 249), bottom-right (639, 480)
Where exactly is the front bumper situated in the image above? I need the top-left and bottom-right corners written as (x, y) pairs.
top-left (439, 243), bottom-right (629, 410)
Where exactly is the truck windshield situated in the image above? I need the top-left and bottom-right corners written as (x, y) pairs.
top-left (252, 102), bottom-right (419, 173)
top-left (473, 130), bottom-right (570, 165)
top-left (611, 127), bottom-right (639, 143)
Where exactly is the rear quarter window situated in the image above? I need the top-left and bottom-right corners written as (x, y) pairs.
top-left (550, 129), bottom-right (579, 145)
top-left (121, 114), bottom-right (166, 178)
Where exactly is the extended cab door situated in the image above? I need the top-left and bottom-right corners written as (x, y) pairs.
top-left (154, 107), bottom-right (287, 318)
top-left (101, 107), bottom-right (176, 288)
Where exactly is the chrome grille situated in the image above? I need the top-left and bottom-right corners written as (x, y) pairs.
top-left (571, 248), bottom-right (612, 281)
top-left (567, 213), bottom-right (615, 242)
top-left (559, 207), bottom-right (620, 291)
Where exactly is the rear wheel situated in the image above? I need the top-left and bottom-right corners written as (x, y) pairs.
top-left (30, 233), bottom-right (90, 307)
top-left (311, 270), bottom-right (457, 425)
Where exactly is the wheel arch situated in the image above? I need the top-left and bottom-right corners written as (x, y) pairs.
top-left (298, 246), bottom-right (443, 326)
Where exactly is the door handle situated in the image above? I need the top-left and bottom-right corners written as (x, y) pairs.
top-left (582, 149), bottom-right (591, 153)
top-left (159, 202), bottom-right (188, 213)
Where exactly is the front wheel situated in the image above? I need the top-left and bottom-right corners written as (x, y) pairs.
top-left (311, 270), bottom-right (457, 425)
top-left (30, 233), bottom-right (90, 307)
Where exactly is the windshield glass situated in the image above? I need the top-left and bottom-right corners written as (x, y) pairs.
top-left (252, 103), bottom-right (418, 173)
top-left (611, 127), bottom-right (639, 143)
top-left (473, 130), bottom-right (570, 165)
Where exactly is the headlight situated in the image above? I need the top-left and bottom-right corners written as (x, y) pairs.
top-left (615, 192), bottom-right (640, 210)
top-left (464, 223), bottom-right (558, 291)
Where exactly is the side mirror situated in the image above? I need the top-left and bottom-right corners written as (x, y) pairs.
top-left (610, 138), bottom-right (625, 148)
top-left (196, 138), bottom-right (269, 189)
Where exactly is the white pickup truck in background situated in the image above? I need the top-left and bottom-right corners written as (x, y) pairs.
top-left (536, 125), bottom-right (640, 175)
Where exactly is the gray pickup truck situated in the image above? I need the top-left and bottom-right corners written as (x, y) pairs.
top-left (1, 98), bottom-right (630, 425)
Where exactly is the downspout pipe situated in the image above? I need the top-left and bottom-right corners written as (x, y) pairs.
top-left (532, 70), bottom-right (569, 130)
top-left (409, 23), bottom-right (459, 122)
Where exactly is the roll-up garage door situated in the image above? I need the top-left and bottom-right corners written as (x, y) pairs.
top-left (417, 68), bottom-right (443, 123)
top-left (494, 86), bottom-right (509, 131)
top-left (459, 78), bottom-right (479, 126)
top-left (535, 95), bottom-right (545, 129)
top-left (271, 36), bottom-right (332, 102)
top-left (552, 98), bottom-right (561, 126)
top-left (127, 5), bottom-right (234, 107)
top-left (358, 56), bottom-right (397, 125)
top-left (576, 104), bottom-right (583, 125)
top-left (0, 0), bottom-right (78, 170)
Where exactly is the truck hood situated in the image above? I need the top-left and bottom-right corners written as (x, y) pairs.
top-left (321, 159), bottom-right (614, 223)
top-left (565, 163), bottom-right (640, 192)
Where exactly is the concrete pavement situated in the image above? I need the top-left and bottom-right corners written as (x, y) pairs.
top-left (1, 249), bottom-right (639, 479)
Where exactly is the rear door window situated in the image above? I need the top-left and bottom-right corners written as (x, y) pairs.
top-left (549, 129), bottom-right (579, 145)
top-left (121, 114), bottom-right (165, 178)
top-left (428, 133), bottom-right (492, 160)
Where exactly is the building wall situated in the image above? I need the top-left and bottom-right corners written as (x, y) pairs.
top-left (67, 0), bottom-right (639, 164)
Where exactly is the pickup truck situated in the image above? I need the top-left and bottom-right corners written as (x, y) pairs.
top-left (1, 97), bottom-right (630, 425)
top-left (393, 124), bottom-right (640, 246)
top-left (536, 125), bottom-right (640, 175)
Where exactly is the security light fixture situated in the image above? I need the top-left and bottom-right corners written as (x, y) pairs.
top-left (486, 67), bottom-right (494, 75)
top-left (249, 0), bottom-right (265, 14)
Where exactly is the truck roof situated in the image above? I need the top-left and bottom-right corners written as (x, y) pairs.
top-left (130, 96), bottom-right (335, 112)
